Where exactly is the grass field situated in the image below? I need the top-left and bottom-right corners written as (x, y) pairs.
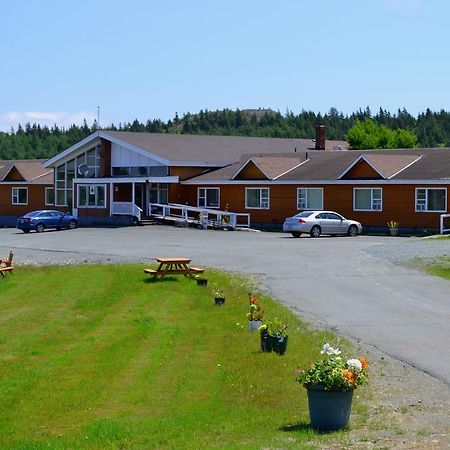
top-left (0, 265), bottom-right (365, 449)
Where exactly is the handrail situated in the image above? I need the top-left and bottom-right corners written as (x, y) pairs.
top-left (148, 202), bottom-right (250, 228)
top-left (440, 213), bottom-right (450, 234)
top-left (112, 202), bottom-right (142, 221)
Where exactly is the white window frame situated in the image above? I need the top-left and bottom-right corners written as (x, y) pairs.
top-left (353, 188), bottom-right (383, 211)
top-left (12, 187), bottom-right (28, 205)
top-left (197, 187), bottom-right (220, 209)
top-left (245, 187), bottom-right (270, 209)
top-left (77, 184), bottom-right (107, 208)
top-left (45, 187), bottom-right (54, 206)
top-left (297, 187), bottom-right (323, 210)
top-left (55, 162), bottom-right (67, 206)
top-left (415, 188), bottom-right (447, 212)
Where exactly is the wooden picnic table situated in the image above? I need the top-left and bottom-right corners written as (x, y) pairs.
top-left (144, 257), bottom-right (204, 279)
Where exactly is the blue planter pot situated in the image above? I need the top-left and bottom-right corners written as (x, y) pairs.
top-left (306, 384), bottom-right (354, 431)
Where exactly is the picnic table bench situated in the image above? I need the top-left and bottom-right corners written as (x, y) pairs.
top-left (144, 257), bottom-right (204, 279)
top-left (0, 251), bottom-right (14, 277)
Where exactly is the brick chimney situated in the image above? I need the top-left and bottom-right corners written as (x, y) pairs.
top-left (315, 124), bottom-right (326, 150)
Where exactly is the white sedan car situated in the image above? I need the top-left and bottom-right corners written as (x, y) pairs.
top-left (282, 211), bottom-right (362, 238)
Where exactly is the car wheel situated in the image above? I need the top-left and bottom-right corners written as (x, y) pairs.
top-left (68, 220), bottom-right (77, 230)
top-left (291, 232), bottom-right (301, 238)
top-left (348, 225), bottom-right (358, 237)
top-left (36, 223), bottom-right (45, 233)
top-left (22, 229), bottom-right (30, 234)
top-left (310, 225), bottom-right (321, 238)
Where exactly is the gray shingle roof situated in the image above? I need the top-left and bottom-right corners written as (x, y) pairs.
top-left (0, 159), bottom-right (52, 182)
top-left (184, 148), bottom-right (450, 182)
top-left (103, 131), bottom-right (348, 164)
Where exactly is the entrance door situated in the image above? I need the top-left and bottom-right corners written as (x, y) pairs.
top-left (134, 184), bottom-right (144, 210)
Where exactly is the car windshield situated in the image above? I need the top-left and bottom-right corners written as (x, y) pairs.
top-left (294, 211), bottom-right (314, 218)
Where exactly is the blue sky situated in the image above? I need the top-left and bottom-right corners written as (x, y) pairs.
top-left (1, 0), bottom-right (448, 131)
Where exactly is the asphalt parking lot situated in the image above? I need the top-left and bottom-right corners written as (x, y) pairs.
top-left (1, 225), bottom-right (450, 385)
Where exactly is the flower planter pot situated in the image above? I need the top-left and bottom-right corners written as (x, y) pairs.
top-left (260, 332), bottom-right (273, 352)
top-left (389, 228), bottom-right (399, 236)
top-left (271, 335), bottom-right (288, 355)
top-left (196, 278), bottom-right (208, 286)
top-left (214, 296), bottom-right (225, 306)
top-left (248, 320), bottom-right (262, 332)
top-left (306, 384), bottom-right (354, 431)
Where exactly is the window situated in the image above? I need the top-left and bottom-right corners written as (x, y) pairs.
top-left (297, 188), bottom-right (323, 210)
top-left (45, 187), bottom-right (54, 206)
top-left (415, 188), bottom-right (446, 212)
top-left (245, 188), bottom-right (270, 209)
top-left (12, 187), bottom-right (28, 205)
top-left (77, 184), bottom-right (106, 208)
top-left (56, 163), bottom-right (66, 206)
top-left (354, 188), bottom-right (382, 211)
top-left (198, 188), bottom-right (220, 208)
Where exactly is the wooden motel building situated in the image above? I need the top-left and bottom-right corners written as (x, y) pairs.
top-left (1, 126), bottom-right (450, 232)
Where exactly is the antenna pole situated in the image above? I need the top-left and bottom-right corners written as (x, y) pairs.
top-left (97, 106), bottom-right (100, 129)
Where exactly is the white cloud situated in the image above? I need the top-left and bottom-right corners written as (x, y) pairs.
top-left (0, 110), bottom-right (98, 132)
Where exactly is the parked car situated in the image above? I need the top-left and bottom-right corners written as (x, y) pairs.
top-left (282, 211), bottom-right (362, 238)
top-left (17, 210), bottom-right (78, 233)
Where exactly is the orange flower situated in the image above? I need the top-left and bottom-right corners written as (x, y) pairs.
top-left (359, 358), bottom-right (368, 370)
top-left (342, 369), bottom-right (356, 384)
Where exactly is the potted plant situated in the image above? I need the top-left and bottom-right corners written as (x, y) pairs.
top-left (267, 317), bottom-right (289, 355)
top-left (214, 289), bottom-right (225, 306)
top-left (195, 275), bottom-right (208, 286)
top-left (387, 220), bottom-right (399, 236)
top-left (296, 343), bottom-right (368, 431)
top-left (247, 293), bottom-right (265, 332)
top-left (258, 323), bottom-right (272, 352)
top-left (258, 318), bottom-right (289, 355)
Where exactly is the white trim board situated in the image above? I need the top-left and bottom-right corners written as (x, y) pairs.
top-left (73, 176), bottom-right (179, 184)
top-left (181, 179), bottom-right (450, 185)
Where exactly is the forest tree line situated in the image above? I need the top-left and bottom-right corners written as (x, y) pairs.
top-left (1, 107), bottom-right (450, 160)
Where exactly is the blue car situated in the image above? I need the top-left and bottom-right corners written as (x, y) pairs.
top-left (17, 210), bottom-right (79, 233)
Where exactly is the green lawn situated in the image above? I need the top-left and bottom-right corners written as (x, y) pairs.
top-left (424, 256), bottom-right (450, 279)
top-left (0, 265), bottom-right (363, 449)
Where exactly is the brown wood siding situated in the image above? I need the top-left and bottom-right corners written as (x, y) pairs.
top-left (170, 167), bottom-right (212, 181)
top-left (0, 184), bottom-right (50, 215)
top-left (113, 183), bottom-right (132, 202)
top-left (235, 162), bottom-right (267, 180)
top-left (77, 208), bottom-right (109, 218)
top-left (342, 161), bottom-right (382, 179)
top-left (180, 183), bottom-right (450, 229)
top-left (4, 167), bottom-right (25, 181)
top-left (99, 139), bottom-right (111, 177)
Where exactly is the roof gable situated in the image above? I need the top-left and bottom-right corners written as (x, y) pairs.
top-left (233, 160), bottom-right (269, 180)
top-left (232, 155), bottom-right (306, 180)
top-left (3, 165), bottom-right (25, 181)
top-left (339, 154), bottom-right (422, 180)
top-left (340, 157), bottom-right (384, 180)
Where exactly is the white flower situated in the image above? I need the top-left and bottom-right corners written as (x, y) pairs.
top-left (347, 358), bottom-right (362, 371)
top-left (321, 343), bottom-right (342, 356)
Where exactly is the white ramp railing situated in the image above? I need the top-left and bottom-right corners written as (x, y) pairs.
top-left (440, 213), bottom-right (450, 234)
top-left (112, 202), bottom-right (143, 221)
top-left (148, 203), bottom-right (250, 229)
